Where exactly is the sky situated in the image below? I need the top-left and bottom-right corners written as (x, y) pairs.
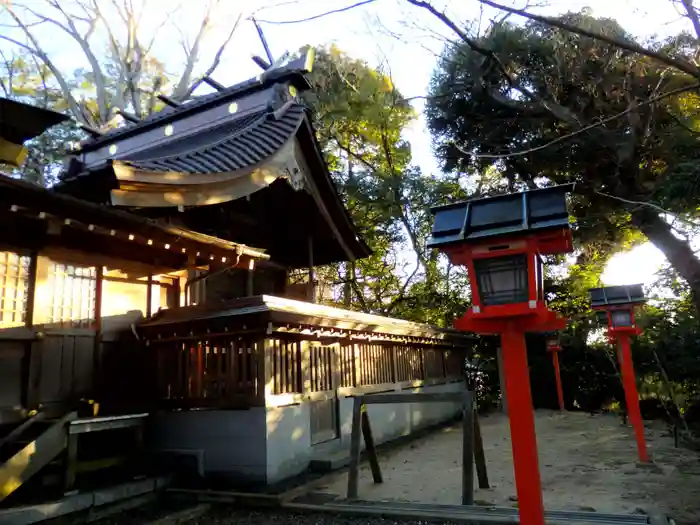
top-left (3, 0), bottom-right (694, 289)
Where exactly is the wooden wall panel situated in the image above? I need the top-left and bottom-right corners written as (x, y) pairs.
top-left (0, 341), bottom-right (24, 409)
top-left (38, 332), bottom-right (97, 406)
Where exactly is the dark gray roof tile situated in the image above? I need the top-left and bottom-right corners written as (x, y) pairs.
top-left (120, 105), bottom-right (305, 175)
top-left (79, 55), bottom-right (312, 150)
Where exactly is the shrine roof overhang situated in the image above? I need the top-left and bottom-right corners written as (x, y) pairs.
top-left (0, 97), bottom-right (70, 167)
top-left (54, 54), bottom-right (371, 268)
top-left (138, 294), bottom-right (476, 344)
top-left (0, 173), bottom-right (268, 274)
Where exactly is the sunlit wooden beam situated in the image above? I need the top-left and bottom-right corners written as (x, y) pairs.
top-left (0, 138), bottom-right (28, 167)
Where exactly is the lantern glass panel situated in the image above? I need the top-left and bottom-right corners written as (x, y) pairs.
top-left (595, 310), bottom-right (608, 326)
top-left (473, 254), bottom-right (529, 306)
top-left (611, 309), bottom-right (633, 327)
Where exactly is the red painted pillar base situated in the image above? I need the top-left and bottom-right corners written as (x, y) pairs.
top-left (551, 351), bottom-right (565, 411)
top-left (617, 334), bottom-right (649, 463)
top-left (501, 329), bottom-right (546, 525)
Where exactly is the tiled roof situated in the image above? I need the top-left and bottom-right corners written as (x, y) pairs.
top-left (77, 59), bottom-right (311, 152)
top-left (121, 104), bottom-right (304, 174)
top-left (53, 52), bottom-right (372, 266)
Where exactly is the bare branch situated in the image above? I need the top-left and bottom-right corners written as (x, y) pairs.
top-left (680, 0), bottom-right (700, 40)
top-left (88, 0), bottom-right (127, 111)
top-left (0, 48), bottom-right (15, 97)
top-left (255, 0), bottom-right (376, 25)
top-left (596, 191), bottom-right (700, 229)
top-left (39, 0), bottom-right (110, 122)
top-left (462, 81), bottom-right (700, 159)
top-left (404, 0), bottom-right (581, 125)
top-left (179, 12), bottom-right (242, 100)
top-left (479, 0), bottom-right (700, 80)
top-left (142, 5), bottom-right (181, 57)
top-left (171, 0), bottom-right (217, 100)
top-left (0, 9), bottom-right (83, 122)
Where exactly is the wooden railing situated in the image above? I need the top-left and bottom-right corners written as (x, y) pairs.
top-left (264, 338), bottom-right (467, 406)
top-left (147, 334), bottom-right (467, 409)
top-left (151, 333), bottom-right (264, 408)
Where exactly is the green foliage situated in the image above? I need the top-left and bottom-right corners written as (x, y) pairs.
top-left (303, 46), bottom-right (471, 325)
top-left (426, 11), bottom-right (700, 302)
top-left (634, 273), bottom-right (700, 409)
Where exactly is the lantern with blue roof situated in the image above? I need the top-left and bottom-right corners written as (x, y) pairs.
top-left (428, 184), bottom-right (575, 525)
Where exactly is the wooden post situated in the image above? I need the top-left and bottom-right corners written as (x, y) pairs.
top-left (347, 397), bottom-right (363, 500)
top-left (168, 276), bottom-right (180, 309)
top-left (343, 391), bottom-right (485, 504)
top-left (473, 411), bottom-right (490, 489)
top-left (497, 346), bottom-right (508, 414)
top-left (93, 265), bottom-right (103, 331)
top-left (195, 343), bottom-right (203, 399)
top-left (246, 260), bottom-right (255, 297)
top-left (146, 273), bottom-right (153, 317)
top-left (461, 390), bottom-right (474, 505)
top-left (673, 424), bottom-right (679, 448)
top-left (24, 251), bottom-right (38, 330)
top-left (353, 343), bottom-right (362, 387)
top-left (257, 338), bottom-right (273, 405)
top-left (361, 405), bottom-right (382, 484)
top-left (300, 340), bottom-right (311, 395)
top-left (134, 423), bottom-right (145, 468)
top-left (24, 251), bottom-right (41, 410)
top-left (307, 236), bottom-right (316, 303)
top-left (419, 346), bottom-right (426, 380)
top-left (92, 265), bottom-right (103, 401)
top-left (551, 350), bottom-right (565, 411)
top-left (64, 432), bottom-right (78, 493)
top-left (331, 343), bottom-right (341, 438)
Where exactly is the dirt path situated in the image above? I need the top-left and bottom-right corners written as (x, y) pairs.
top-left (317, 410), bottom-right (700, 524)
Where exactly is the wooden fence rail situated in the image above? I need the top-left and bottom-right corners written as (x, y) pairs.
top-left (346, 390), bottom-right (489, 505)
top-left (147, 333), bottom-right (468, 409)
top-left (152, 334), bottom-right (264, 407)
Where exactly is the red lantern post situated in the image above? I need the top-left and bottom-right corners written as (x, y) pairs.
top-left (589, 285), bottom-right (648, 463)
top-left (429, 185), bottom-right (575, 525)
top-left (545, 333), bottom-right (565, 411)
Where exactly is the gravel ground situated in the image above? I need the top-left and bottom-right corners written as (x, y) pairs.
top-left (67, 503), bottom-right (460, 525)
top-left (66, 410), bottom-right (700, 525)
top-left (316, 410), bottom-right (700, 525)
top-left (190, 508), bottom-right (459, 525)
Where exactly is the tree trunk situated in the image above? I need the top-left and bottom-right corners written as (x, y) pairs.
top-left (631, 207), bottom-right (700, 313)
top-left (343, 261), bottom-right (354, 307)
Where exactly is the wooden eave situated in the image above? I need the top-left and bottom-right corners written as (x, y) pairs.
top-left (0, 97), bottom-right (70, 167)
top-left (138, 295), bottom-right (475, 344)
top-left (0, 97), bottom-right (70, 144)
top-left (0, 174), bottom-right (268, 272)
top-left (53, 57), bottom-right (371, 267)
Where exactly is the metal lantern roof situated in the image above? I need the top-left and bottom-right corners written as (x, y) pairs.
top-left (588, 284), bottom-right (646, 308)
top-left (427, 184), bottom-right (573, 249)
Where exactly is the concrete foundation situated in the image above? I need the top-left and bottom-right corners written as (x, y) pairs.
top-left (151, 381), bottom-right (465, 485)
